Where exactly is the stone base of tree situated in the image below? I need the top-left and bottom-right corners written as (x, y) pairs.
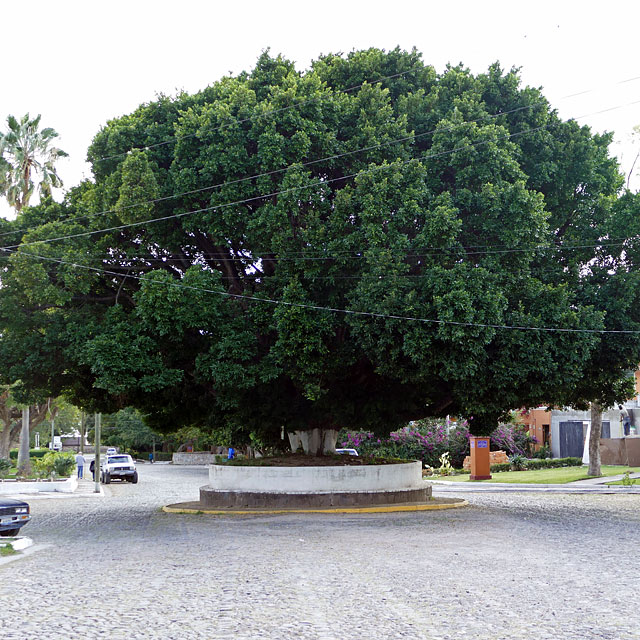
top-left (201, 460), bottom-right (430, 508)
top-left (199, 485), bottom-right (432, 508)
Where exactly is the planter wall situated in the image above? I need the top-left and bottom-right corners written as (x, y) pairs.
top-left (0, 476), bottom-right (77, 495)
top-left (200, 461), bottom-right (432, 508)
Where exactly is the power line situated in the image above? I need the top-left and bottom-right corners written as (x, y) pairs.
top-left (3, 80), bottom-right (638, 244)
top-left (3, 99), bottom-right (638, 254)
top-left (0, 98), bottom-right (549, 241)
top-left (0, 117), bottom-right (605, 251)
top-left (7, 247), bottom-right (640, 335)
top-left (4, 72), bottom-right (637, 243)
top-left (94, 69), bottom-right (640, 162)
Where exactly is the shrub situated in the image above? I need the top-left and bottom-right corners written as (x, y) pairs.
top-left (340, 422), bottom-right (449, 467)
top-left (531, 445), bottom-right (552, 459)
top-left (490, 423), bottom-right (536, 457)
top-left (9, 448), bottom-right (51, 460)
top-left (490, 463), bottom-right (512, 473)
top-left (53, 453), bottom-right (76, 477)
top-left (0, 458), bottom-right (12, 478)
top-left (447, 422), bottom-right (472, 468)
top-left (32, 452), bottom-right (76, 478)
top-left (509, 454), bottom-right (528, 471)
top-left (526, 457), bottom-right (582, 470)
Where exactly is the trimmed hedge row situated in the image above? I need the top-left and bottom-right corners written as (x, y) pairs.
top-left (9, 449), bottom-right (51, 460)
top-left (490, 457), bottom-right (583, 472)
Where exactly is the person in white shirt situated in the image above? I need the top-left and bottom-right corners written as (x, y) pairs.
top-left (75, 453), bottom-right (86, 478)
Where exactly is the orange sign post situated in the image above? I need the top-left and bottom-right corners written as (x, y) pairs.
top-left (469, 436), bottom-right (492, 480)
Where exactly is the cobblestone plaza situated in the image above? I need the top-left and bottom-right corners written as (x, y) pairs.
top-left (1, 465), bottom-right (638, 639)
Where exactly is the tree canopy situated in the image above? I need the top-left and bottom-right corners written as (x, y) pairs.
top-left (1, 48), bottom-right (639, 443)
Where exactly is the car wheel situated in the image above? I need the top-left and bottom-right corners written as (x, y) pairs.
top-left (0, 529), bottom-right (20, 537)
top-left (131, 472), bottom-right (138, 484)
top-left (104, 473), bottom-right (111, 484)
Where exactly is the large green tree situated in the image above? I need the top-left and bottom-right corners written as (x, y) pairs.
top-left (0, 113), bottom-right (67, 471)
top-left (0, 49), bottom-right (638, 454)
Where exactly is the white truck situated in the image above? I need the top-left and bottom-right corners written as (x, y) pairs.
top-left (100, 454), bottom-right (138, 484)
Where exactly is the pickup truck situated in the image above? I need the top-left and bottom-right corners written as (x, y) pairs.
top-left (100, 454), bottom-right (138, 484)
top-left (0, 498), bottom-right (31, 536)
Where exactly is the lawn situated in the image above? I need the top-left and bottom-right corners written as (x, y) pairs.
top-left (434, 465), bottom-right (638, 484)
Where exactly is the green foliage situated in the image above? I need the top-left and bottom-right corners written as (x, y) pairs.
top-left (9, 448), bottom-right (49, 460)
top-left (531, 445), bottom-right (552, 459)
top-left (621, 470), bottom-right (636, 487)
top-left (101, 407), bottom-right (163, 451)
top-left (509, 454), bottom-right (528, 471)
top-left (0, 50), bottom-right (638, 443)
top-left (32, 451), bottom-right (75, 478)
top-left (0, 458), bottom-right (12, 478)
top-left (0, 113), bottom-right (68, 213)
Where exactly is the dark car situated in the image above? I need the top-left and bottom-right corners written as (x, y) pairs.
top-left (0, 497), bottom-right (31, 537)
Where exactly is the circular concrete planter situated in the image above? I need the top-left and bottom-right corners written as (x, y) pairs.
top-left (200, 460), bottom-right (432, 508)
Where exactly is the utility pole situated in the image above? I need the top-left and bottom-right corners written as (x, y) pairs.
top-left (17, 406), bottom-right (30, 476)
top-left (94, 413), bottom-right (101, 493)
top-left (80, 411), bottom-right (85, 455)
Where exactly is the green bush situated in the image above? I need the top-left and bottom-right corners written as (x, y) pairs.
top-left (0, 458), bottom-right (12, 478)
top-left (490, 463), bottom-right (512, 473)
top-left (32, 452), bottom-right (76, 478)
top-left (9, 448), bottom-right (51, 460)
top-left (531, 445), bottom-right (552, 459)
top-left (526, 457), bottom-right (582, 470)
top-left (509, 454), bottom-right (528, 471)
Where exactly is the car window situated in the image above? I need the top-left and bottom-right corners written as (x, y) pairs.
top-left (108, 456), bottom-right (131, 464)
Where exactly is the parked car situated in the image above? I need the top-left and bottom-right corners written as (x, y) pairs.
top-left (106, 447), bottom-right (118, 456)
top-left (0, 498), bottom-right (31, 537)
top-left (335, 448), bottom-right (358, 456)
top-left (101, 454), bottom-right (138, 484)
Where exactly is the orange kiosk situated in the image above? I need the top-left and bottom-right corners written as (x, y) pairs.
top-left (469, 436), bottom-right (492, 480)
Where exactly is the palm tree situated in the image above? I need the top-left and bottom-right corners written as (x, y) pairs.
top-left (0, 114), bottom-right (67, 473)
top-left (0, 113), bottom-right (68, 213)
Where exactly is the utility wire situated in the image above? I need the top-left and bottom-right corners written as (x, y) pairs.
top-left (6, 247), bottom-right (640, 335)
top-left (0, 98), bottom-right (549, 241)
top-left (94, 70), bottom-right (640, 162)
top-left (0, 113), bottom-right (617, 252)
top-left (4, 73), bottom-right (638, 243)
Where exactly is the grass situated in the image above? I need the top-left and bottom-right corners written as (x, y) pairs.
top-left (434, 465), bottom-right (639, 484)
top-left (0, 544), bottom-right (18, 556)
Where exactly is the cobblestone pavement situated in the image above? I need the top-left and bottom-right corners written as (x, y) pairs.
top-left (1, 465), bottom-right (639, 640)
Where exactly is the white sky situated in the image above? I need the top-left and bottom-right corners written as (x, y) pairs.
top-left (1, 0), bottom-right (639, 219)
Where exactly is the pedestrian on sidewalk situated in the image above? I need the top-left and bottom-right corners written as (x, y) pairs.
top-left (75, 453), bottom-right (86, 479)
top-left (90, 459), bottom-right (95, 480)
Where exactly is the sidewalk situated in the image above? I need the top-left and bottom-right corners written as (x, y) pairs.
top-left (429, 473), bottom-right (640, 494)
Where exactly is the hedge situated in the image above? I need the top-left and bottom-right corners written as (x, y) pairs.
top-left (489, 457), bottom-right (584, 472)
top-left (9, 449), bottom-right (51, 460)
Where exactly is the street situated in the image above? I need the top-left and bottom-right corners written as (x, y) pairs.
top-left (1, 464), bottom-right (638, 639)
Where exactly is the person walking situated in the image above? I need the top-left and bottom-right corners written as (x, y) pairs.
top-left (75, 452), bottom-right (86, 479)
top-left (89, 458), bottom-right (95, 480)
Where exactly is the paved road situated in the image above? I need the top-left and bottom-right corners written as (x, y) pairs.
top-left (1, 464), bottom-right (638, 639)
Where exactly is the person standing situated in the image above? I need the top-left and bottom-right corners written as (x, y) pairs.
top-left (89, 458), bottom-right (95, 480)
top-left (75, 452), bottom-right (86, 479)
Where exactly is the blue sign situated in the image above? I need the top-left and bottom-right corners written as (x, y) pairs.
top-left (477, 440), bottom-right (488, 448)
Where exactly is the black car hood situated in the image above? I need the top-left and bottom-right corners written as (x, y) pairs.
top-left (0, 497), bottom-right (29, 508)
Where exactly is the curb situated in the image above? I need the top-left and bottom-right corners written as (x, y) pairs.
top-left (162, 498), bottom-right (468, 515)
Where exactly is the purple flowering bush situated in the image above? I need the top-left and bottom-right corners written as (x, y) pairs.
top-left (340, 419), bottom-right (536, 469)
top-left (339, 420), bottom-right (449, 468)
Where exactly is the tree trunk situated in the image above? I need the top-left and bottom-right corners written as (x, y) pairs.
top-left (0, 423), bottom-right (14, 459)
top-left (588, 401), bottom-right (603, 477)
top-left (288, 428), bottom-right (338, 456)
top-left (17, 407), bottom-right (31, 476)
